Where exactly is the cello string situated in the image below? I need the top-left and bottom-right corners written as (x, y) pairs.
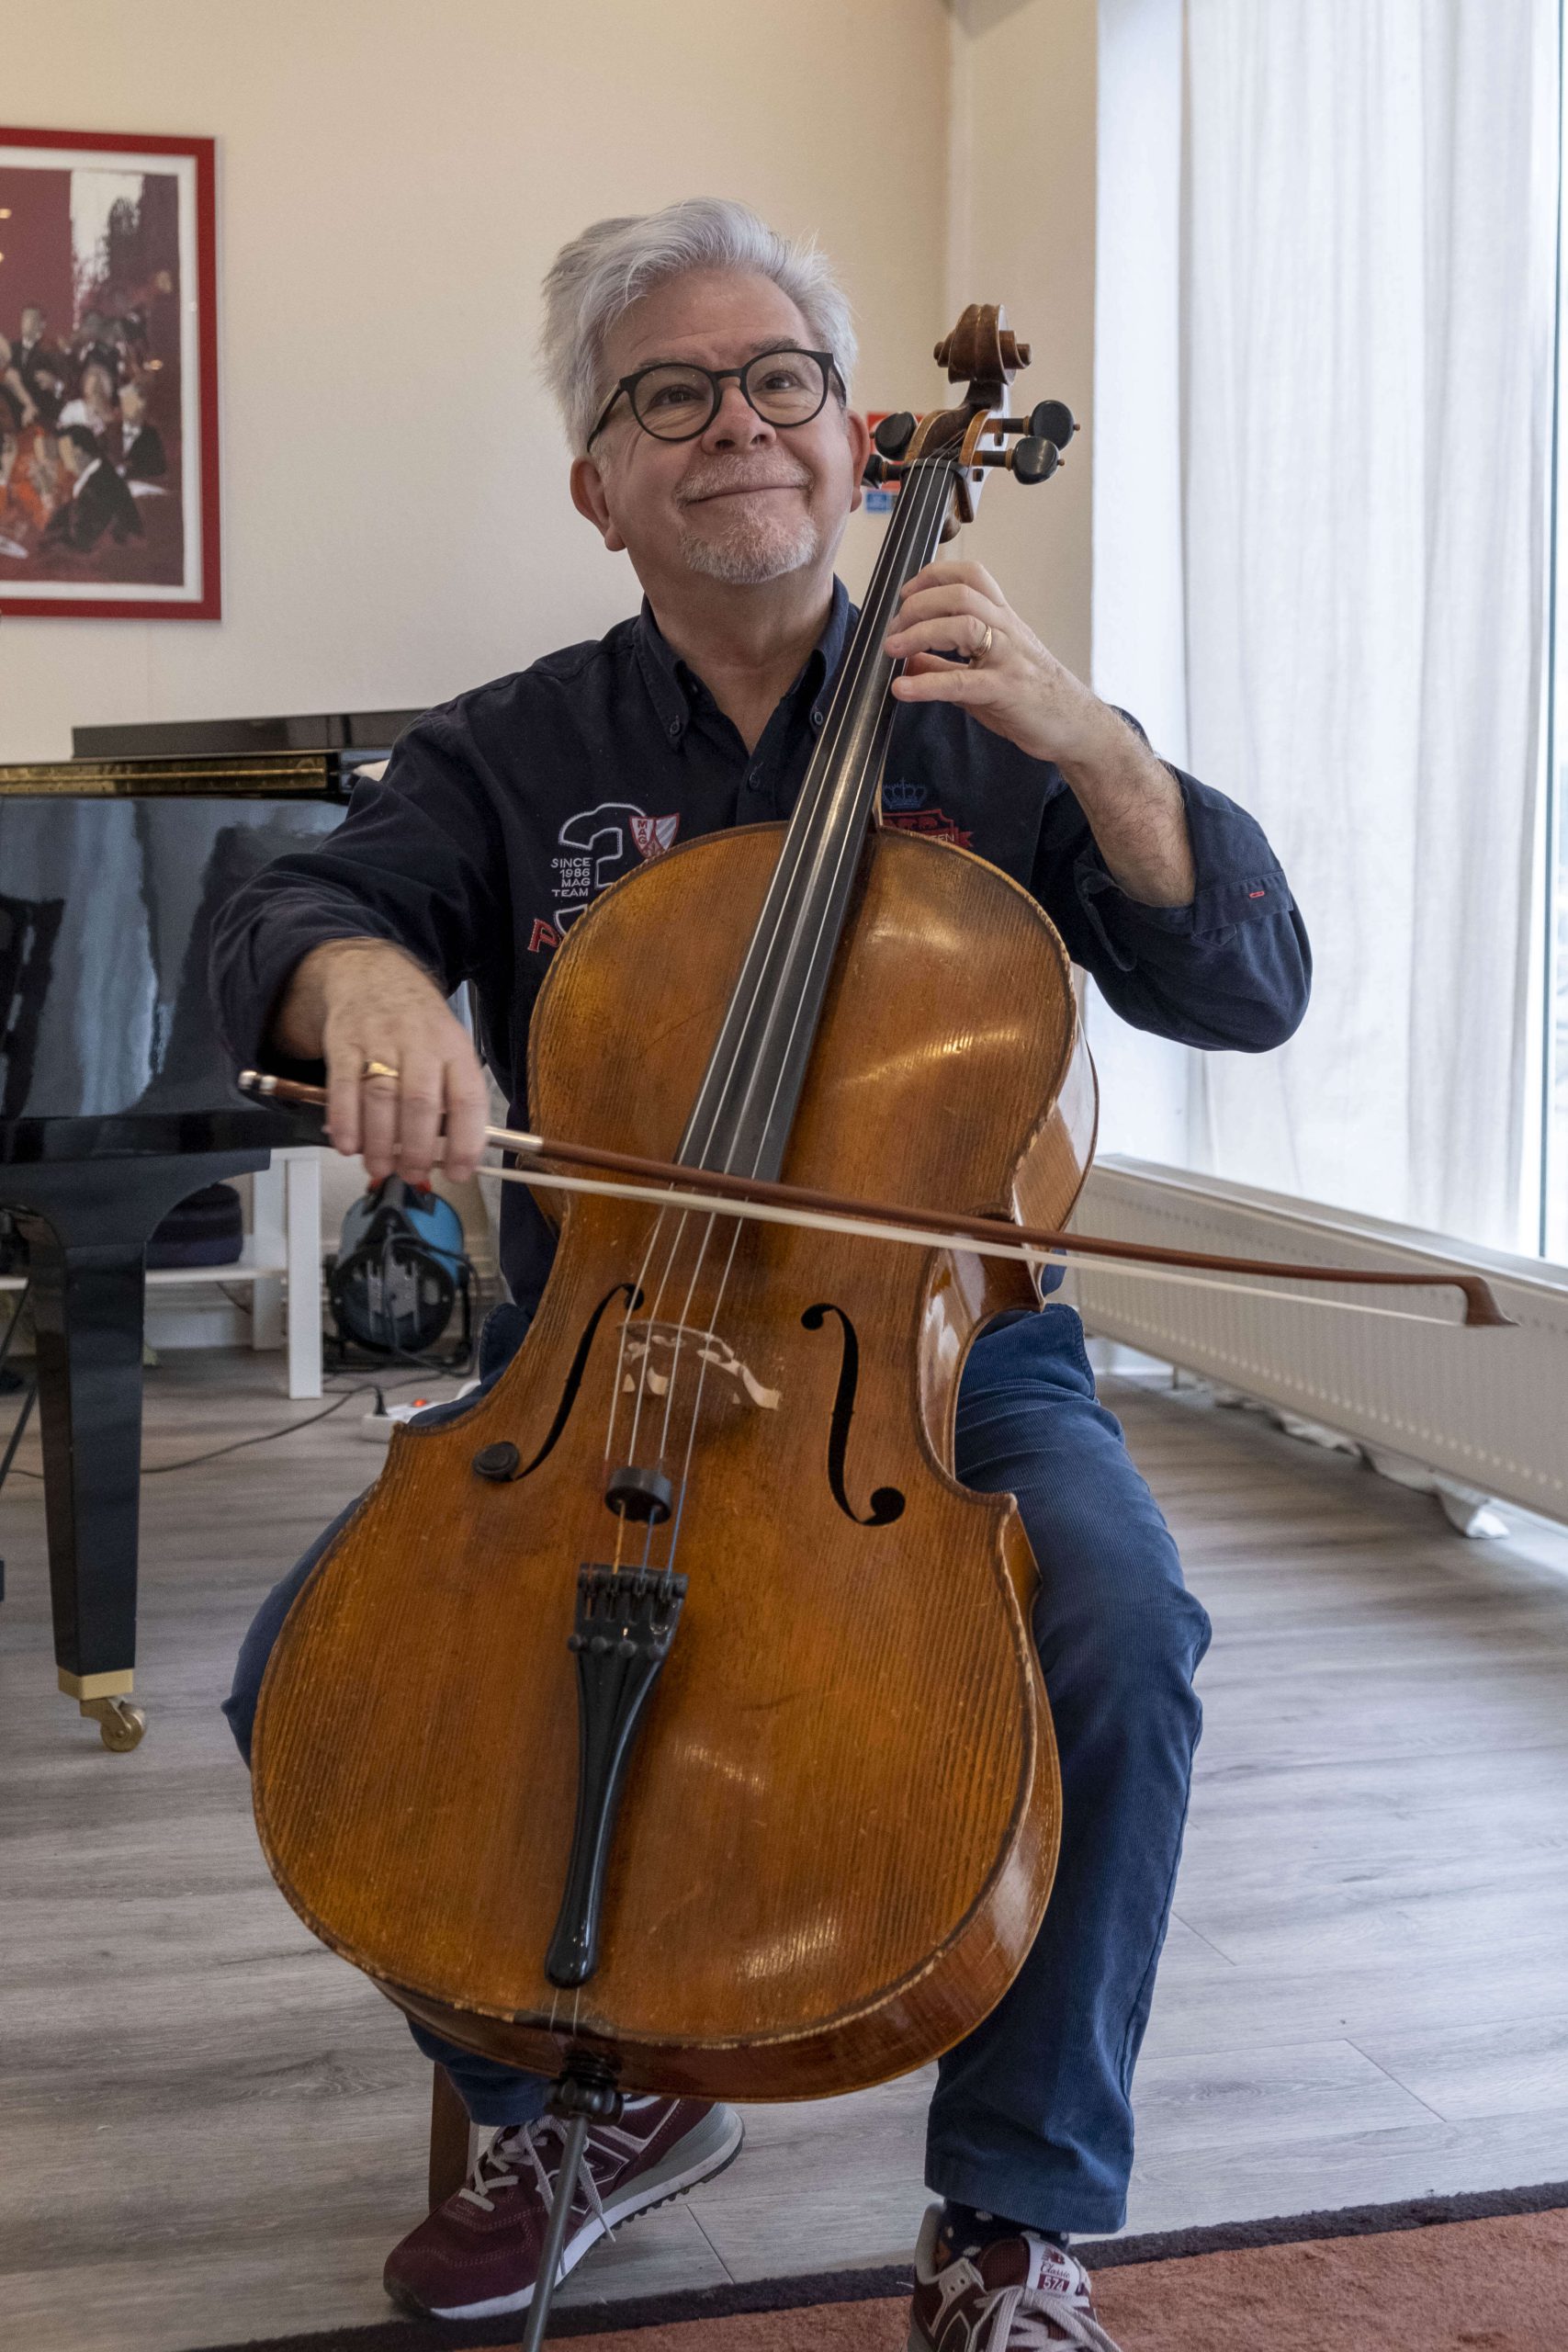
top-left (660, 1221), bottom-right (750, 1577)
top-left (602, 1210), bottom-right (669, 1455)
top-left (662, 450), bottom-right (948, 1226)
top-left (615, 451), bottom-right (983, 1585)
top-left (716, 463), bottom-right (958, 1170)
top-left (570, 444), bottom-right (1136, 1571)
top-left (642, 458), bottom-right (959, 1557)
top-left (639, 468), bottom-right (959, 1496)
top-left (473, 1163), bottom-right (1475, 1329)
top-left (601, 455), bottom-right (946, 1478)
top-left (702, 456), bottom-right (953, 1173)
top-left (699, 456), bottom-right (954, 1201)
top-left (670, 450), bottom-right (949, 1166)
top-left (614, 456), bottom-right (956, 1518)
top-left (649, 458), bottom-right (957, 1539)
top-left (649, 1204), bottom-right (723, 1518)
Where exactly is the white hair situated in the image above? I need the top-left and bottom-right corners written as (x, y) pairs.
top-left (540, 197), bottom-right (857, 454)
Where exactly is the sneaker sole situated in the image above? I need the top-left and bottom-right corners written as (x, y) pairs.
top-left (419, 2103), bottom-right (746, 2322)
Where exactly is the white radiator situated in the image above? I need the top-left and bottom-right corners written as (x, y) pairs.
top-left (1064, 1159), bottom-right (1568, 1525)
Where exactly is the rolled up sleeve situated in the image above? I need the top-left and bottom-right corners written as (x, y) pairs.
top-left (1039, 753), bottom-right (1311, 1053)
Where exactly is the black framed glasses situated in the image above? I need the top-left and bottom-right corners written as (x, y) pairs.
top-left (586, 347), bottom-right (840, 448)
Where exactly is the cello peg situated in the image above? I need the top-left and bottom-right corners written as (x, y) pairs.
top-left (1027, 400), bottom-right (1077, 447)
top-left (873, 412), bottom-right (918, 459)
top-left (1010, 436), bottom-right (1060, 485)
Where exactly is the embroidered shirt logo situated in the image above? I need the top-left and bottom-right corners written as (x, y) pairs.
top-left (883, 777), bottom-right (928, 812)
top-left (884, 806), bottom-right (974, 849)
top-left (548, 799), bottom-right (681, 930)
top-left (630, 811), bottom-right (681, 861)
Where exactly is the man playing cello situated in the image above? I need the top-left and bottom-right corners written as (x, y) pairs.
top-left (215, 198), bottom-right (1308, 2351)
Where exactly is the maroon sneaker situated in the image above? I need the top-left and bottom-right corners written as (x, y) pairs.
top-left (384, 2094), bottom-right (742, 2320)
top-left (908, 2203), bottom-right (1123, 2349)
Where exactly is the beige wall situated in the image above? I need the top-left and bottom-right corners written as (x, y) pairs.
top-left (946, 0), bottom-right (1098, 684)
top-left (0, 0), bottom-right (974, 758)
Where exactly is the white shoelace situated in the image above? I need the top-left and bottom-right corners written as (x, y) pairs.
top-left (457, 2114), bottom-right (615, 2245)
top-left (978, 2272), bottom-right (1123, 2352)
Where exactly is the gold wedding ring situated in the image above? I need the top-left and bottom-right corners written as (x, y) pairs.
top-left (974, 621), bottom-right (995, 665)
top-left (361, 1058), bottom-right (400, 1082)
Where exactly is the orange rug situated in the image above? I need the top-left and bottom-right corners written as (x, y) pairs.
top-left (558, 2211), bottom-right (1568, 2352)
top-left (210, 2183), bottom-right (1568, 2352)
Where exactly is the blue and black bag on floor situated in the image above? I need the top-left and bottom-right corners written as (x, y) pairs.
top-left (325, 1177), bottom-right (474, 1370)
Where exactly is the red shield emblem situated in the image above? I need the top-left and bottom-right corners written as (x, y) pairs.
top-left (630, 812), bottom-right (681, 861)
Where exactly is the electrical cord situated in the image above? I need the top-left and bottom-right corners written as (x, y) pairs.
top-left (0, 1195), bottom-right (481, 1490)
top-left (0, 1365), bottom-right (462, 1483)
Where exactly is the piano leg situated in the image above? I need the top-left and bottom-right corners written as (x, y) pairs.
top-left (8, 1152), bottom-right (269, 1750)
top-left (23, 1234), bottom-right (152, 1749)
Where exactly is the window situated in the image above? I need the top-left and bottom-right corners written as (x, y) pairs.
top-left (1546, 37), bottom-right (1568, 1260)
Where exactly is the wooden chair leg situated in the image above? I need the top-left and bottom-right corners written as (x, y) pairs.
top-left (429, 2063), bottom-right (474, 2209)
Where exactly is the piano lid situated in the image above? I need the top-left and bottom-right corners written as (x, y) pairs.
top-left (0, 753), bottom-right (356, 798)
top-left (1, 708), bottom-right (425, 797)
top-left (72, 709), bottom-right (423, 758)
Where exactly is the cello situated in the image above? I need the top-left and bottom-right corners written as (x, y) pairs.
top-left (244, 308), bottom-right (1504, 2344)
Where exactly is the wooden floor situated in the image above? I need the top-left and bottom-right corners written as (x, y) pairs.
top-left (3, 1350), bottom-right (1568, 2351)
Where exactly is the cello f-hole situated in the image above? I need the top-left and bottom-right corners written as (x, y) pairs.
top-left (801, 1302), bottom-right (906, 1527)
top-left (470, 1281), bottom-right (643, 1484)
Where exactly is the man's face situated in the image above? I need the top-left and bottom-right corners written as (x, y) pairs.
top-left (20, 309), bottom-right (42, 343)
top-left (571, 269), bottom-right (868, 595)
top-left (59, 437), bottom-right (84, 477)
top-left (120, 384), bottom-right (145, 425)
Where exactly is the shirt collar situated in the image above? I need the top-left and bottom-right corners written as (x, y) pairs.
top-left (634, 577), bottom-right (852, 745)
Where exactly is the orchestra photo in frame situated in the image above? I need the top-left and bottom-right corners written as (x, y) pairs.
top-left (0, 125), bottom-right (219, 620)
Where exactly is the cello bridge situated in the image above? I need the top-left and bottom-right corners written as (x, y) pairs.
top-left (619, 1319), bottom-right (781, 1411)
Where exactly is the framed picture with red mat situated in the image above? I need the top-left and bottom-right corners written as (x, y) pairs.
top-left (0, 124), bottom-right (220, 620)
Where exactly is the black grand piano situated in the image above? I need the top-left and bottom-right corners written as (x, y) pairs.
top-left (0, 712), bottom-right (419, 1747)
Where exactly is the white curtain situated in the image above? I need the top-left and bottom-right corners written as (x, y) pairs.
top-left (1102, 0), bottom-right (1558, 1250)
top-left (1184, 0), bottom-right (1558, 1248)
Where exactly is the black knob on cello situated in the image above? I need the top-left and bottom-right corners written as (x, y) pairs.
top-left (1010, 436), bottom-right (1060, 485)
top-left (473, 1442), bottom-right (521, 1481)
top-left (1027, 400), bottom-right (1077, 447)
top-left (874, 412), bottom-right (918, 459)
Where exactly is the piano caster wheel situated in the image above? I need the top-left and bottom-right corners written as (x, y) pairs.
top-left (82, 1696), bottom-right (147, 1752)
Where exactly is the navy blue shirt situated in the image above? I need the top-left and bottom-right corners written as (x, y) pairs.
top-left (211, 579), bottom-right (1309, 1312)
